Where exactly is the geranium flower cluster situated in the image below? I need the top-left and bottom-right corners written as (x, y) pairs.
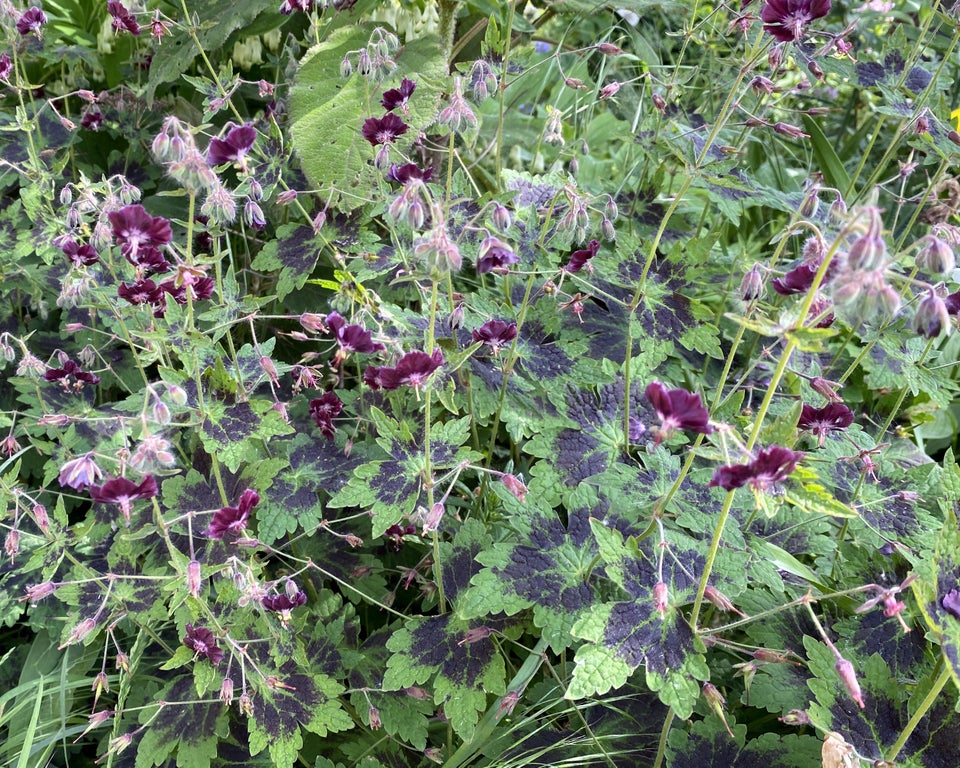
top-left (709, 446), bottom-right (804, 492)
top-left (364, 349), bottom-right (444, 391)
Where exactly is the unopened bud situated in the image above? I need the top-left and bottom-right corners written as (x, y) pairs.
top-left (339, 56), bottom-right (352, 77)
top-left (911, 287), bottom-right (950, 338)
top-left (23, 581), bottom-right (57, 603)
top-left (653, 581), bottom-right (669, 617)
top-left (259, 355), bottom-right (279, 385)
top-left (808, 60), bottom-right (824, 80)
top-left (703, 585), bottom-right (736, 612)
top-left (749, 76), bottom-right (775, 94)
top-left (61, 617), bottom-right (97, 648)
top-left (773, 122), bottom-right (808, 139)
top-left (739, 263), bottom-right (764, 302)
top-left (846, 228), bottom-right (887, 272)
top-left (564, 77), bottom-right (585, 89)
top-left (652, 93), bottom-right (666, 113)
top-left (501, 473), bottom-right (528, 502)
top-left (949, 130), bottom-right (960, 146)
top-left (458, 626), bottom-right (491, 645)
top-left (187, 560), bottom-right (202, 598)
top-left (598, 81), bottom-right (621, 100)
top-left (276, 189), bottom-right (297, 205)
top-left (596, 42), bottom-right (624, 55)
top-left (800, 185), bottom-right (820, 218)
top-left (220, 677), bottom-right (235, 705)
top-left (916, 235), bottom-right (955, 274)
top-left (168, 385), bottom-right (188, 406)
top-left (422, 502), bottom-right (445, 534)
top-left (492, 203), bottom-right (512, 232)
top-left (5, 528), bottom-right (18, 561)
top-left (834, 656), bottom-right (865, 709)
top-left (601, 218), bottom-right (616, 241)
top-left (152, 399), bottom-right (171, 426)
top-left (368, 706), bottom-right (381, 729)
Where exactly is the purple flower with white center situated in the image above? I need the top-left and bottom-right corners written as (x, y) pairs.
top-left (565, 239), bottom-right (600, 272)
top-left (645, 381), bottom-right (714, 439)
top-left (261, 590), bottom-right (307, 613)
top-left (363, 349), bottom-right (444, 391)
top-left (43, 359), bottom-right (100, 387)
top-left (381, 78), bottom-right (416, 112)
top-left (309, 391), bottom-right (343, 440)
top-left (325, 311), bottom-right (385, 361)
top-left (709, 445), bottom-right (804, 492)
top-left (60, 240), bottom-right (99, 268)
top-left (361, 113), bottom-right (409, 146)
top-left (107, 204), bottom-right (172, 260)
top-left (207, 123), bottom-right (257, 167)
top-left (108, 1), bottom-right (140, 35)
top-left (207, 488), bottom-right (259, 540)
top-left (118, 278), bottom-right (162, 306)
top-left (183, 624), bottom-right (224, 664)
top-left (58, 452), bottom-right (103, 490)
top-left (16, 7), bottom-right (47, 37)
top-left (760, 0), bottom-right (831, 42)
top-left (385, 523), bottom-right (416, 551)
top-left (279, 0), bottom-right (312, 13)
top-left (476, 235), bottom-right (519, 274)
top-left (386, 163), bottom-right (433, 185)
top-left (798, 402), bottom-right (854, 446)
top-left (89, 475), bottom-right (158, 522)
top-left (126, 246), bottom-right (170, 275)
top-left (80, 109), bottom-right (104, 131)
top-left (472, 319), bottom-right (518, 354)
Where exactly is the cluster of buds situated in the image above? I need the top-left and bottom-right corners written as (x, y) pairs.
top-left (340, 27), bottom-right (399, 82)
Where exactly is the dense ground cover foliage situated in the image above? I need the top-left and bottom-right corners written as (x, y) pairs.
top-left (2, 0), bottom-right (960, 766)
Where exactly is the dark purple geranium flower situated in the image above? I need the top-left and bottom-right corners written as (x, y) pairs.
top-left (108, 204), bottom-right (172, 260)
top-left (118, 278), bottom-right (162, 306)
top-left (279, 0), bottom-right (312, 13)
top-left (108, 1), bottom-right (140, 35)
top-left (645, 381), bottom-right (714, 439)
top-left (207, 488), bottom-right (259, 540)
top-left (207, 122), bottom-right (257, 167)
top-left (761, 0), bottom-right (831, 42)
top-left (80, 108), bottom-right (104, 131)
top-left (476, 235), bottom-right (519, 274)
top-left (385, 523), bottom-right (416, 551)
top-left (261, 590), bottom-right (307, 613)
top-left (942, 588), bottom-right (960, 620)
top-left (798, 402), bottom-right (854, 446)
top-left (381, 78), bottom-right (416, 112)
top-left (361, 113), bottom-right (409, 147)
top-left (473, 319), bottom-right (518, 354)
top-left (709, 445), bottom-right (804, 492)
top-left (60, 239), bottom-right (99, 268)
top-left (44, 359), bottom-right (101, 387)
top-left (89, 475), bottom-right (158, 522)
top-left (387, 163), bottom-right (433, 185)
top-left (183, 623), bottom-right (224, 664)
top-left (0, 54), bottom-right (12, 81)
top-left (309, 391), bottom-right (343, 440)
top-left (772, 262), bottom-right (818, 295)
top-left (363, 349), bottom-right (444, 391)
top-left (16, 6), bottom-right (47, 36)
top-left (945, 289), bottom-right (960, 317)
top-left (326, 311), bottom-right (385, 360)
top-left (565, 239), bottom-right (600, 273)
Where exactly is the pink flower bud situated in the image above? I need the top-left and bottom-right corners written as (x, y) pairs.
top-left (458, 626), bottom-right (491, 645)
top-left (422, 502), bottom-right (445, 534)
top-left (834, 656), bottom-right (865, 709)
top-left (368, 706), bottom-right (381, 729)
top-left (703, 585), bottom-right (736, 612)
top-left (598, 81), bottom-right (621, 99)
top-left (501, 474), bottom-right (528, 502)
top-left (596, 42), bottom-right (624, 55)
top-left (276, 189), bottom-right (298, 205)
top-left (220, 677), bottom-right (235, 705)
top-left (5, 528), bottom-right (19, 561)
top-left (60, 617), bottom-right (97, 649)
top-left (653, 581), bottom-right (669, 618)
top-left (652, 93), bottom-right (666, 113)
top-left (23, 581), bottom-right (57, 603)
top-left (739, 264), bottom-right (764, 302)
top-left (187, 560), bottom-right (202, 598)
top-left (773, 122), bottom-right (809, 139)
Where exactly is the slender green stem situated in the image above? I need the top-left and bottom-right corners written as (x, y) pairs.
top-left (886, 659), bottom-right (951, 762)
top-left (652, 710), bottom-right (675, 768)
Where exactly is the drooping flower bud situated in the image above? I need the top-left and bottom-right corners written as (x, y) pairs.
top-left (187, 559), bottom-right (202, 598)
top-left (739, 263), bottom-right (764, 302)
top-left (653, 582), bottom-right (669, 618)
top-left (911, 286), bottom-right (951, 338)
top-left (916, 235), bottom-right (955, 274)
top-left (834, 656), bottom-right (865, 709)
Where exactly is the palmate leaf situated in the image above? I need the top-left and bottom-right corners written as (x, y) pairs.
top-left (327, 411), bottom-right (481, 536)
top-left (806, 639), bottom-right (960, 767)
top-left (566, 520), bottom-right (709, 716)
top-left (249, 224), bottom-right (326, 302)
top-left (460, 507), bottom-right (606, 652)
top-left (667, 716), bottom-right (822, 768)
top-left (198, 398), bottom-right (293, 474)
top-left (860, 334), bottom-right (957, 409)
top-left (135, 677), bottom-right (229, 768)
top-left (247, 663), bottom-right (353, 768)
top-left (289, 27), bottom-right (446, 212)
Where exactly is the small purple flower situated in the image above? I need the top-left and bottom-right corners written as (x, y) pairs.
top-left (60, 239), bottom-right (99, 268)
top-left (386, 163), bottom-right (433, 185)
top-left (127, 246), bottom-right (171, 275)
top-left (325, 311), bottom-right (385, 360)
top-left (207, 489), bottom-right (259, 540)
top-left (80, 108), bottom-right (104, 130)
top-left (363, 349), bottom-right (444, 391)
top-left (381, 78), bottom-right (416, 112)
top-left (361, 113), bottom-right (409, 147)
top-left (108, 1), bottom-right (140, 35)
top-left (43, 359), bottom-right (100, 387)
top-left (760, 0), bottom-right (831, 42)
top-left (279, 0), bottom-right (312, 13)
top-left (942, 588), bottom-right (960, 620)
top-left (472, 319), bottom-right (518, 354)
top-left (798, 402), bottom-right (854, 446)
top-left (183, 624), bottom-right (224, 664)
top-left (645, 381), bottom-right (714, 439)
top-left (709, 445), bottom-right (804, 492)
top-left (108, 204), bottom-right (172, 260)
top-left (207, 123), bottom-right (257, 167)
top-left (385, 523), bottom-right (416, 551)
top-left (118, 279), bottom-right (162, 306)
top-left (309, 391), bottom-right (343, 440)
top-left (16, 7), bottom-right (47, 37)
top-left (58, 452), bottom-right (103, 490)
top-left (476, 235), bottom-right (519, 274)
top-left (261, 590), bottom-right (307, 613)
top-left (0, 54), bottom-right (12, 81)
top-left (89, 475), bottom-right (158, 521)
top-left (565, 239), bottom-right (600, 273)
top-left (772, 262), bottom-right (819, 295)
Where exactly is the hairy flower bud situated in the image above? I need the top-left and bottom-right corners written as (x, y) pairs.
top-left (834, 656), bottom-right (865, 709)
top-left (187, 559), bottom-right (202, 598)
top-left (739, 263), bottom-right (764, 302)
top-left (492, 203), bottom-right (512, 232)
top-left (220, 677), bottom-right (234, 705)
top-left (653, 581), bottom-right (669, 618)
top-left (911, 287), bottom-right (951, 338)
top-left (598, 81), bottom-right (621, 99)
top-left (916, 235), bottom-right (955, 274)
